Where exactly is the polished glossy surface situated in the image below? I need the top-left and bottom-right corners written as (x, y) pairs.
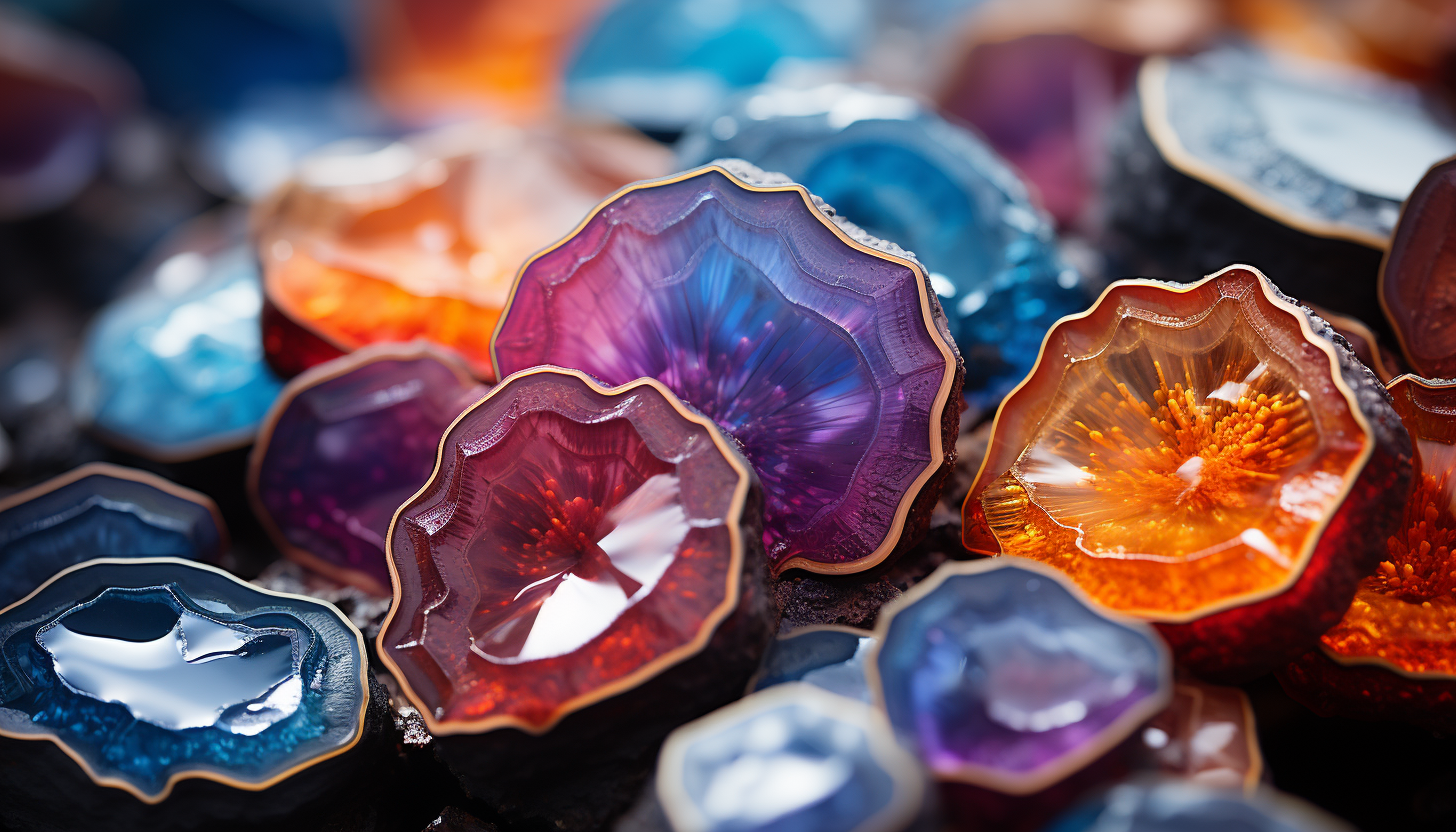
top-left (251, 345), bottom-right (483, 595)
top-left (0, 559), bottom-right (366, 799)
top-left (71, 245), bottom-right (284, 461)
top-left (1380, 158), bottom-right (1456, 380)
top-left (379, 368), bottom-right (755, 732)
top-left (678, 84), bottom-right (1093, 409)
top-left (1143, 681), bottom-right (1261, 792)
top-left (493, 162), bottom-right (960, 574)
top-left (872, 560), bottom-right (1167, 791)
top-left (0, 464), bottom-right (224, 608)
top-left (657, 684), bottom-right (922, 832)
top-left (752, 626), bottom-right (874, 703)
top-left (1046, 780), bottom-right (1354, 832)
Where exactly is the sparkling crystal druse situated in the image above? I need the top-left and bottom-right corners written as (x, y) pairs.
top-left (492, 161), bottom-right (964, 576)
top-left (962, 267), bottom-right (1413, 680)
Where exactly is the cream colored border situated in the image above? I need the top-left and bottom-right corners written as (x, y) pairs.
top-left (488, 163), bottom-right (960, 577)
top-left (1140, 57), bottom-right (1389, 251)
top-left (864, 557), bottom-right (1173, 796)
top-left (0, 557), bottom-right (369, 804)
top-left (1377, 155), bottom-right (1456, 377)
top-left (1309, 304), bottom-right (1399, 383)
top-left (960, 264), bottom-right (1378, 624)
top-left (657, 683), bottom-right (924, 832)
top-left (246, 340), bottom-right (481, 597)
top-left (376, 366), bottom-right (755, 737)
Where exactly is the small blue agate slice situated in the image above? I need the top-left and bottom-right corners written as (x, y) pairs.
top-left (752, 626), bottom-right (875, 703)
top-left (678, 84), bottom-right (1097, 410)
top-left (0, 559), bottom-right (367, 800)
top-left (1046, 780), bottom-right (1354, 832)
top-left (0, 464), bottom-right (225, 608)
top-left (71, 245), bottom-right (285, 461)
top-left (657, 684), bottom-right (924, 832)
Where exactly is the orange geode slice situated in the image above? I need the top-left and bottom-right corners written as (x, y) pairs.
top-left (962, 266), bottom-right (1412, 680)
top-left (1281, 375), bottom-right (1456, 731)
top-left (253, 121), bottom-right (671, 380)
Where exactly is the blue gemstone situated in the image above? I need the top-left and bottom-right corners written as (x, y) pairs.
top-left (0, 559), bottom-right (366, 799)
top-left (678, 84), bottom-right (1099, 411)
top-left (72, 245), bottom-right (285, 461)
top-left (1046, 780), bottom-right (1352, 832)
top-left (752, 626), bottom-right (875, 703)
top-left (0, 465), bottom-right (225, 608)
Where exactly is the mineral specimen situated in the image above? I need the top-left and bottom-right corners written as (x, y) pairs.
top-left (378, 367), bottom-right (774, 830)
top-left (962, 266), bottom-right (1412, 679)
top-left (1379, 157), bottom-right (1456, 380)
top-left (249, 342), bottom-right (484, 596)
top-left (677, 84), bottom-right (1095, 410)
top-left (0, 463), bottom-right (226, 608)
top-left (1141, 681), bottom-right (1262, 793)
top-left (749, 624), bottom-right (875, 703)
top-left (492, 161), bottom-right (964, 575)
top-left (1310, 306), bottom-right (1402, 384)
top-left (1045, 779), bottom-right (1355, 832)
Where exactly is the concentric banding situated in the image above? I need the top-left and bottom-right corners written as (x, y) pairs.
top-left (1378, 157), bottom-right (1456, 380)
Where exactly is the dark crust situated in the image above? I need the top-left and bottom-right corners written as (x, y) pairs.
top-left (1278, 648), bottom-right (1456, 734)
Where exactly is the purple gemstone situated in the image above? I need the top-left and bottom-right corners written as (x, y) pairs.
top-left (492, 161), bottom-right (963, 574)
top-left (249, 343), bottom-right (484, 594)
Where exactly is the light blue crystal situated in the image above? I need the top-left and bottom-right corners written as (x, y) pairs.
top-left (1046, 780), bottom-right (1355, 832)
top-left (753, 627), bottom-right (875, 703)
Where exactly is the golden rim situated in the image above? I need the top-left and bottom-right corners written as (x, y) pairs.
top-left (0, 556), bottom-right (370, 804)
top-left (246, 340), bottom-right (482, 598)
top-left (1376, 155), bottom-right (1456, 377)
top-left (1309, 304), bottom-right (1399, 383)
top-left (1140, 57), bottom-right (1390, 251)
top-left (742, 623), bottom-right (876, 695)
top-left (864, 557), bottom-right (1173, 796)
top-left (375, 365), bottom-right (755, 737)
top-left (961, 265), bottom-right (1379, 624)
top-left (0, 462), bottom-right (230, 556)
top-left (488, 163), bottom-right (959, 577)
top-left (657, 682), bottom-right (925, 832)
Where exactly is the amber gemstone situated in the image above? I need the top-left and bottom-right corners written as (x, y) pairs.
top-left (1380, 157), bottom-right (1456, 380)
top-left (1143, 680), bottom-right (1262, 792)
top-left (963, 266), bottom-right (1412, 679)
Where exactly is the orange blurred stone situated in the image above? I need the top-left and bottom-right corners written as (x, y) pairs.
top-left (1144, 680), bottom-right (1262, 792)
top-left (253, 121), bottom-right (673, 380)
top-left (1223, 0), bottom-right (1456, 83)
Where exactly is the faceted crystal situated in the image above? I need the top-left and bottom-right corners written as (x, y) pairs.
top-left (1380, 158), bottom-right (1456, 380)
top-left (1142, 681), bottom-right (1262, 792)
top-left (751, 625), bottom-right (875, 704)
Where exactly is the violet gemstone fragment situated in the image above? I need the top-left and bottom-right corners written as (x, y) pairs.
top-left (250, 344), bottom-right (483, 595)
top-left (493, 161), bottom-right (963, 575)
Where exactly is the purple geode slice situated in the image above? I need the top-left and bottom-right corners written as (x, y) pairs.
top-left (492, 161), bottom-right (964, 575)
top-left (249, 342), bottom-right (484, 595)
top-left (871, 558), bottom-right (1170, 796)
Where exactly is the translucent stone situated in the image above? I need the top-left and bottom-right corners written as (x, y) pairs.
top-left (678, 84), bottom-right (1095, 410)
top-left (1142, 681), bottom-right (1261, 792)
top-left (873, 560), bottom-right (1168, 789)
top-left (1046, 780), bottom-right (1354, 832)
top-left (751, 625), bottom-right (875, 703)
top-left (0, 464), bottom-right (225, 607)
top-left (657, 684), bottom-right (924, 832)
top-left (1379, 158), bottom-right (1456, 380)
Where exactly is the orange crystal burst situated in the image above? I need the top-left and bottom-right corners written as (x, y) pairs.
top-left (254, 122), bottom-right (672, 380)
top-left (964, 266), bottom-right (1412, 678)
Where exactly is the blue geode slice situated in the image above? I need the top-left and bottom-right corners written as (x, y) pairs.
top-left (678, 84), bottom-right (1096, 409)
top-left (0, 464), bottom-right (226, 608)
top-left (751, 625), bottom-right (875, 703)
top-left (71, 245), bottom-right (285, 461)
top-left (0, 559), bottom-right (367, 801)
top-left (656, 683), bottom-right (924, 832)
top-left (1046, 780), bottom-right (1354, 832)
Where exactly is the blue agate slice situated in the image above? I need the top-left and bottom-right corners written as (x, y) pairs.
top-left (0, 464), bottom-right (225, 608)
top-left (0, 559), bottom-right (367, 799)
top-left (752, 626), bottom-right (875, 703)
top-left (71, 245), bottom-right (285, 461)
top-left (657, 684), bottom-right (924, 832)
top-left (1046, 780), bottom-right (1354, 832)
top-left (678, 84), bottom-right (1097, 410)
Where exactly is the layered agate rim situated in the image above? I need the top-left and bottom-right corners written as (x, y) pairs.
top-left (247, 340), bottom-right (478, 596)
top-left (1378, 155), bottom-right (1456, 379)
top-left (961, 265), bottom-right (1378, 624)
top-left (376, 366), bottom-right (757, 736)
top-left (488, 162), bottom-right (961, 577)
top-left (0, 462), bottom-right (230, 554)
top-left (1139, 57), bottom-right (1391, 250)
top-left (865, 557), bottom-right (1172, 796)
top-left (656, 683), bottom-right (924, 832)
top-left (0, 557), bottom-right (370, 804)
top-left (1310, 305), bottom-right (1400, 383)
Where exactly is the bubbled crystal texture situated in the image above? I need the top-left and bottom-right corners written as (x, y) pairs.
top-left (493, 164), bottom-right (958, 573)
top-left (0, 560), bottom-right (365, 798)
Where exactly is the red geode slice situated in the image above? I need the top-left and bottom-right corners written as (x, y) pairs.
top-left (491, 161), bottom-right (964, 577)
top-left (378, 366), bottom-right (772, 735)
top-left (1381, 157), bottom-right (1456, 380)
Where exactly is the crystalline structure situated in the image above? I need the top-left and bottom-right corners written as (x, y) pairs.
top-left (250, 344), bottom-right (484, 595)
top-left (963, 267), bottom-right (1412, 678)
top-left (0, 464), bottom-right (225, 608)
top-left (379, 368), bottom-right (760, 731)
top-left (872, 559), bottom-right (1168, 794)
top-left (656, 684), bottom-right (923, 832)
top-left (493, 162), bottom-right (962, 575)
top-left (564, 0), bottom-right (870, 133)
top-left (71, 245), bottom-right (284, 461)
top-left (254, 123), bottom-right (672, 380)
top-left (678, 84), bottom-right (1095, 410)
top-left (751, 625), bottom-right (875, 703)
top-left (1142, 681), bottom-right (1261, 792)
top-left (0, 559), bottom-right (366, 799)
top-left (1045, 780), bottom-right (1354, 832)
top-left (1380, 158), bottom-right (1456, 380)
